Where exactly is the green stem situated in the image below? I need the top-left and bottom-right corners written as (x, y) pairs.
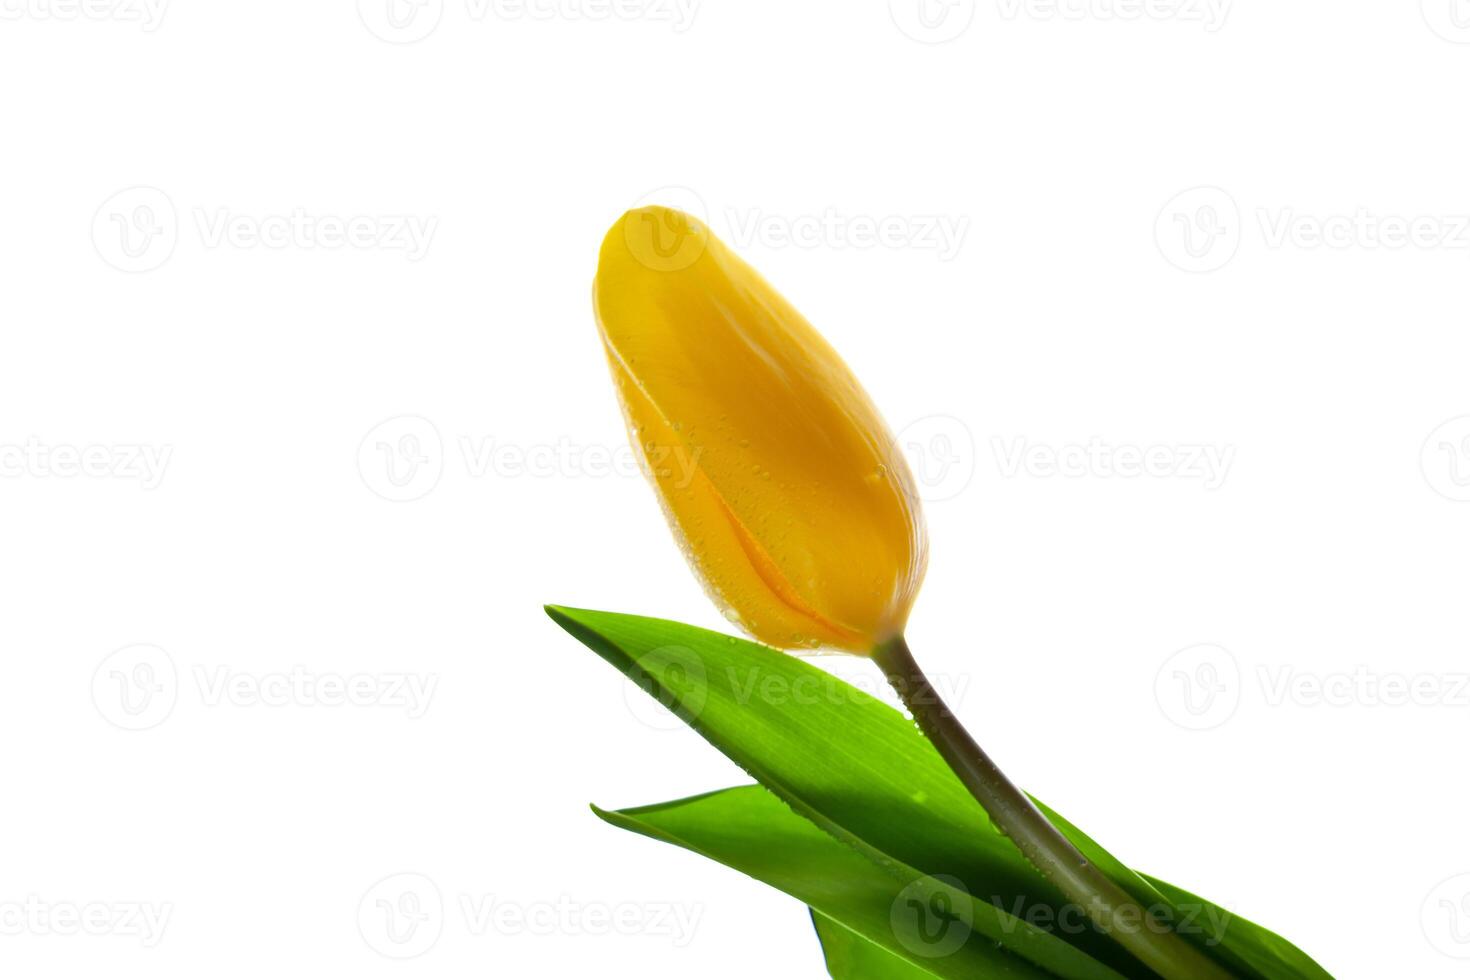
top-left (872, 635), bottom-right (1234, 980)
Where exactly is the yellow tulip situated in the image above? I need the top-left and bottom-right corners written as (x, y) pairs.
top-left (592, 206), bottom-right (927, 654)
top-left (583, 207), bottom-right (1254, 980)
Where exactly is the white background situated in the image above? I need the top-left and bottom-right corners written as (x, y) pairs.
top-left (2, 1), bottom-right (1468, 977)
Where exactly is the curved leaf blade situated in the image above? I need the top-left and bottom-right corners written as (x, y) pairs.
top-left (596, 784), bottom-right (1120, 979)
top-left (810, 909), bottom-right (945, 979)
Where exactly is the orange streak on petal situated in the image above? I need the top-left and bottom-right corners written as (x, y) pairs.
top-left (710, 493), bottom-right (866, 650)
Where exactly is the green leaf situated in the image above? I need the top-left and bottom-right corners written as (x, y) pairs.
top-left (548, 605), bottom-right (1332, 980)
top-left (1139, 877), bottom-right (1329, 980)
top-left (596, 784), bottom-right (1120, 979)
top-left (810, 909), bottom-right (943, 979)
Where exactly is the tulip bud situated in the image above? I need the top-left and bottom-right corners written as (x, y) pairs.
top-left (593, 206), bottom-right (927, 654)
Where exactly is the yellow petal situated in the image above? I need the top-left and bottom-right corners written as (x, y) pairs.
top-left (594, 206), bottom-right (927, 654)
